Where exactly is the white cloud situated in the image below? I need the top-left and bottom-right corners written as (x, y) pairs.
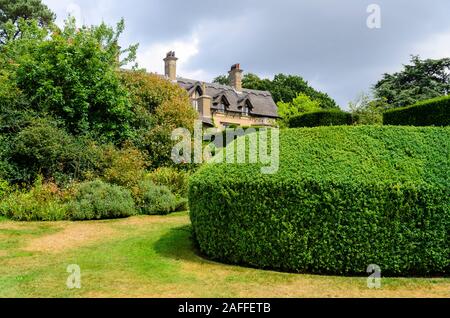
top-left (43, 0), bottom-right (113, 27)
top-left (65, 3), bottom-right (83, 27)
top-left (136, 33), bottom-right (210, 80)
top-left (414, 29), bottom-right (450, 60)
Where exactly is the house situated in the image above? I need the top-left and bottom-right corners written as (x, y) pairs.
top-left (163, 51), bottom-right (279, 128)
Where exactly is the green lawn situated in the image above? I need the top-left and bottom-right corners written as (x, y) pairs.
top-left (0, 212), bottom-right (448, 298)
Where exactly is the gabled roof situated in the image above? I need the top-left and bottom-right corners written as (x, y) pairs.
top-left (177, 78), bottom-right (279, 118)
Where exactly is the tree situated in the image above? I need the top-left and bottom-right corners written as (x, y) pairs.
top-left (119, 71), bottom-right (198, 169)
top-left (0, 0), bottom-right (55, 44)
top-left (277, 93), bottom-right (321, 127)
top-left (213, 75), bottom-right (229, 85)
top-left (3, 17), bottom-right (138, 143)
top-left (348, 92), bottom-right (386, 125)
top-left (374, 55), bottom-right (450, 108)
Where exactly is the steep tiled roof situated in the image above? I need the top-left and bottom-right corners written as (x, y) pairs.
top-left (177, 78), bottom-right (279, 118)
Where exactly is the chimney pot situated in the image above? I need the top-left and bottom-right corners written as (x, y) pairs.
top-left (231, 63), bottom-right (240, 71)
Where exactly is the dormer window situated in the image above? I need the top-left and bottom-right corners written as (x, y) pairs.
top-left (192, 86), bottom-right (203, 112)
top-left (242, 99), bottom-right (252, 116)
top-left (215, 95), bottom-right (229, 113)
top-left (218, 102), bottom-right (225, 112)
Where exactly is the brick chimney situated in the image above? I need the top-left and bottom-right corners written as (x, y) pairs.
top-left (228, 63), bottom-right (243, 91)
top-left (198, 82), bottom-right (212, 119)
top-left (164, 51), bottom-right (178, 81)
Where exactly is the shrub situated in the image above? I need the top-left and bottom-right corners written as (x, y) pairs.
top-left (288, 109), bottom-right (354, 128)
top-left (0, 177), bottom-right (68, 221)
top-left (9, 118), bottom-right (80, 183)
top-left (189, 126), bottom-right (450, 276)
top-left (102, 144), bottom-right (148, 188)
top-left (148, 167), bottom-right (189, 197)
top-left (0, 178), bottom-right (10, 198)
top-left (135, 180), bottom-right (178, 215)
top-left (143, 95), bottom-right (199, 170)
top-left (383, 95), bottom-right (450, 126)
top-left (67, 180), bottom-right (136, 220)
top-left (5, 119), bottom-right (138, 185)
top-left (349, 93), bottom-right (385, 125)
top-left (0, 135), bottom-right (15, 180)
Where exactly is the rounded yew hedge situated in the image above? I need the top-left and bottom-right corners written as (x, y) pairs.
top-left (189, 126), bottom-right (450, 276)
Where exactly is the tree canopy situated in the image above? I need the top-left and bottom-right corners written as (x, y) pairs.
top-left (374, 55), bottom-right (450, 108)
top-left (277, 93), bottom-right (321, 126)
top-left (1, 17), bottom-right (140, 143)
top-left (0, 0), bottom-right (55, 44)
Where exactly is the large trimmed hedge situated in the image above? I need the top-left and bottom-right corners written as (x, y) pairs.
top-left (189, 126), bottom-right (450, 276)
top-left (383, 96), bottom-right (450, 126)
top-left (288, 110), bottom-right (354, 128)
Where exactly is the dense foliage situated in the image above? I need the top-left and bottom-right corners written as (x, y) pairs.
top-left (189, 126), bottom-right (450, 275)
top-left (288, 109), bottom-right (354, 128)
top-left (0, 14), bottom-right (194, 220)
top-left (119, 71), bottom-right (198, 169)
top-left (148, 167), bottom-right (189, 197)
top-left (277, 93), bottom-right (321, 127)
top-left (102, 144), bottom-right (148, 188)
top-left (374, 56), bottom-right (450, 108)
top-left (4, 18), bottom-right (137, 142)
top-left (8, 119), bottom-right (85, 183)
top-left (0, 177), bottom-right (69, 221)
top-left (0, 0), bottom-right (55, 44)
top-left (383, 95), bottom-right (450, 127)
top-left (0, 178), bottom-right (9, 198)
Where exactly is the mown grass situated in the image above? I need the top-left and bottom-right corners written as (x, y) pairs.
top-left (0, 212), bottom-right (448, 298)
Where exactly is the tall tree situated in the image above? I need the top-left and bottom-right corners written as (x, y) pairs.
top-left (2, 17), bottom-right (138, 143)
top-left (374, 55), bottom-right (450, 108)
top-left (0, 0), bottom-right (55, 44)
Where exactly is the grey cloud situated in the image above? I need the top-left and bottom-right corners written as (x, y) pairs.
top-left (45, 0), bottom-right (450, 108)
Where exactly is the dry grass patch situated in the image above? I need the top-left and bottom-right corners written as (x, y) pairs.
top-left (24, 222), bottom-right (118, 254)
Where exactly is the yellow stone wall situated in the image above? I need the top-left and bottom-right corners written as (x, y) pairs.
top-left (212, 112), bottom-right (277, 128)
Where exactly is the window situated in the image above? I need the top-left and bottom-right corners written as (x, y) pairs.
top-left (242, 100), bottom-right (252, 116)
top-left (192, 86), bottom-right (203, 112)
top-left (216, 96), bottom-right (229, 113)
top-left (193, 99), bottom-right (199, 112)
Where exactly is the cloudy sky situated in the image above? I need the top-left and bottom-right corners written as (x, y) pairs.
top-left (43, 0), bottom-right (450, 108)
